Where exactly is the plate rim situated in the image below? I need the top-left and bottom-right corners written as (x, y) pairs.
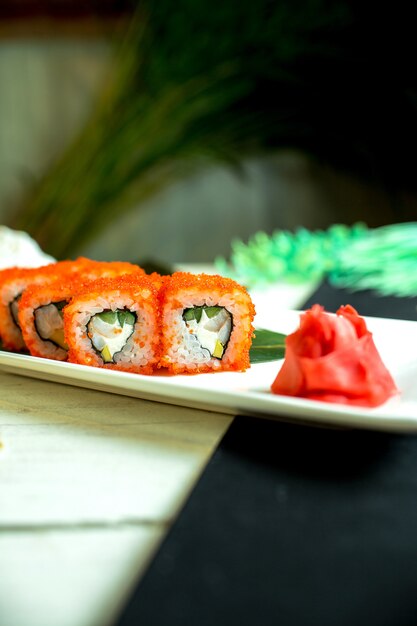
top-left (1, 310), bottom-right (417, 433)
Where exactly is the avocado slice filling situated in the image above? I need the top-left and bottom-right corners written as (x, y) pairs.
top-left (87, 308), bottom-right (136, 363)
top-left (182, 306), bottom-right (232, 359)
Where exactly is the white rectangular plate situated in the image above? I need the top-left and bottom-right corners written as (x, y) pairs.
top-left (1, 310), bottom-right (417, 433)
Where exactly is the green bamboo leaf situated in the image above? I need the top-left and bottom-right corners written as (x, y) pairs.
top-left (250, 328), bottom-right (286, 364)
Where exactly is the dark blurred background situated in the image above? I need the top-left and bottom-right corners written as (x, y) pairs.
top-left (1, 1), bottom-right (417, 262)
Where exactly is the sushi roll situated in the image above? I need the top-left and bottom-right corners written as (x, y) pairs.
top-left (0, 258), bottom-right (142, 353)
top-left (159, 272), bottom-right (255, 374)
top-left (19, 276), bottom-right (90, 360)
top-left (63, 274), bottom-right (161, 374)
top-left (0, 263), bottom-right (65, 351)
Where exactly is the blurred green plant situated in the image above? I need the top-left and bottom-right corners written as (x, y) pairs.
top-left (216, 223), bottom-right (369, 286)
top-left (216, 222), bottom-right (417, 297)
top-left (10, 0), bottom-right (353, 258)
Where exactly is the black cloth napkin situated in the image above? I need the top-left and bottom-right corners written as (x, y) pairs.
top-left (116, 282), bottom-right (417, 626)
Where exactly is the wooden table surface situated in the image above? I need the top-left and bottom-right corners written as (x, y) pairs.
top-left (0, 369), bottom-right (232, 626)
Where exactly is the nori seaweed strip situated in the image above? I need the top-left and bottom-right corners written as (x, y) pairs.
top-left (9, 294), bottom-right (22, 328)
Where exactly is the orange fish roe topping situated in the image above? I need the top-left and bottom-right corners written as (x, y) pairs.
top-left (69, 272), bottom-right (160, 300)
top-left (159, 272), bottom-right (255, 375)
top-left (69, 258), bottom-right (144, 279)
top-left (161, 271), bottom-right (250, 293)
top-left (0, 266), bottom-right (28, 289)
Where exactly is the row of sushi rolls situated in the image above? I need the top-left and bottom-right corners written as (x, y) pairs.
top-left (0, 257), bottom-right (255, 375)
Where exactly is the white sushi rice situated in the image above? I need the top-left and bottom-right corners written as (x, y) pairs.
top-left (70, 293), bottom-right (156, 368)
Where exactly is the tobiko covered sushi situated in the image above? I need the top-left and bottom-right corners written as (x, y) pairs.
top-left (159, 272), bottom-right (255, 374)
top-left (1, 261), bottom-right (255, 376)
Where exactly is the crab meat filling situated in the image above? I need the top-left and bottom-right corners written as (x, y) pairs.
top-left (87, 309), bottom-right (136, 363)
top-left (34, 300), bottom-right (68, 350)
top-left (182, 306), bottom-right (232, 359)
